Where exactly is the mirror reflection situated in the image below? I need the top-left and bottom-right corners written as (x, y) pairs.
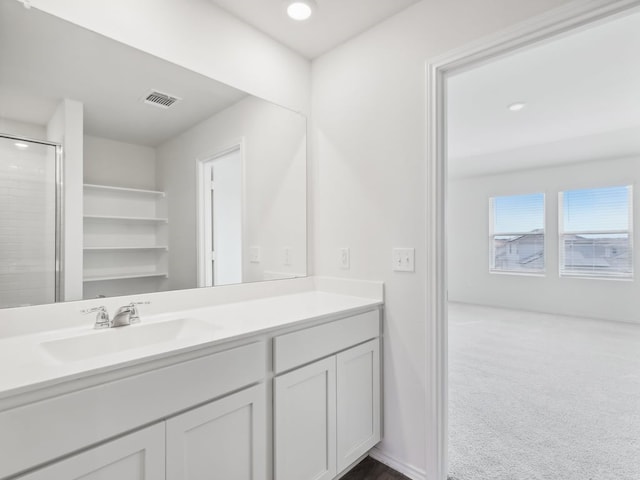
top-left (0, 2), bottom-right (307, 308)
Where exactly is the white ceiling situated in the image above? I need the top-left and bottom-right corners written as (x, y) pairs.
top-left (0, 1), bottom-right (247, 147)
top-left (447, 9), bottom-right (640, 178)
top-left (208, 0), bottom-right (421, 59)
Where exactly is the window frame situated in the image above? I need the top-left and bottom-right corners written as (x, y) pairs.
top-left (558, 185), bottom-right (633, 280)
top-left (488, 193), bottom-right (546, 276)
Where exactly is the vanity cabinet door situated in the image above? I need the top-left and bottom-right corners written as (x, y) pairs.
top-left (274, 356), bottom-right (337, 480)
top-left (274, 338), bottom-right (382, 480)
top-left (166, 383), bottom-right (267, 480)
top-left (16, 423), bottom-right (164, 480)
top-left (336, 339), bottom-right (381, 472)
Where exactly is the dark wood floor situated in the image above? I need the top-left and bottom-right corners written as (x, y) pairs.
top-left (341, 457), bottom-right (411, 480)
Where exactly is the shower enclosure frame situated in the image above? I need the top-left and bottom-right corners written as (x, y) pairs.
top-left (0, 133), bottom-right (64, 303)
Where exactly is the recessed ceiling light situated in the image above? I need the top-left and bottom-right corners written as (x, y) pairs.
top-left (508, 102), bottom-right (526, 112)
top-left (285, 0), bottom-right (317, 21)
top-left (14, 142), bottom-right (29, 149)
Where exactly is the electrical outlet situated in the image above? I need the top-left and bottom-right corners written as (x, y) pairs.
top-left (249, 246), bottom-right (261, 263)
top-left (392, 248), bottom-right (415, 272)
top-left (339, 247), bottom-right (350, 270)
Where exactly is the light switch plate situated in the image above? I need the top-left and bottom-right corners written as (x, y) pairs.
top-left (249, 246), bottom-right (261, 263)
top-left (392, 248), bottom-right (415, 272)
top-left (339, 247), bottom-right (350, 270)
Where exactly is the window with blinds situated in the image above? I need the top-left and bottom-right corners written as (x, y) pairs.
top-left (489, 193), bottom-right (545, 274)
top-left (559, 185), bottom-right (633, 278)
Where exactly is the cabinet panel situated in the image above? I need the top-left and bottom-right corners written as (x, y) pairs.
top-left (166, 384), bottom-right (266, 480)
top-left (274, 310), bottom-right (379, 374)
top-left (275, 357), bottom-right (337, 480)
top-left (17, 423), bottom-right (164, 480)
top-left (336, 339), bottom-right (381, 472)
top-left (0, 342), bottom-right (265, 479)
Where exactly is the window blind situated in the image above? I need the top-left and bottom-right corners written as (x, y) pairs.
top-left (559, 185), bottom-right (632, 278)
top-left (490, 193), bottom-right (545, 273)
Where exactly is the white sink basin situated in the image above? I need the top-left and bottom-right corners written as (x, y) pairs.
top-left (40, 318), bottom-right (219, 363)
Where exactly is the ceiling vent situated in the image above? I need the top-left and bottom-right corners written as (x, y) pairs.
top-left (143, 90), bottom-right (181, 109)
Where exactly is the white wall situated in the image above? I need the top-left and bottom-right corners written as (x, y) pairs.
top-left (47, 99), bottom-right (83, 302)
top-left (84, 135), bottom-right (157, 190)
top-left (157, 96), bottom-right (306, 289)
top-left (0, 118), bottom-right (46, 140)
top-left (449, 156), bottom-right (640, 324)
top-left (28, 0), bottom-right (310, 115)
top-left (311, 0), bottom-right (572, 476)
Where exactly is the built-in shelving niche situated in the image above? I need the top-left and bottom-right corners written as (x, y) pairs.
top-left (83, 183), bottom-right (168, 299)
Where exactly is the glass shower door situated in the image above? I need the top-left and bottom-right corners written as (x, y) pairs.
top-left (0, 135), bottom-right (59, 307)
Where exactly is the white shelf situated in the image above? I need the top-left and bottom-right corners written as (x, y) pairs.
top-left (84, 183), bottom-right (165, 197)
top-left (83, 272), bottom-right (168, 282)
top-left (83, 180), bottom-right (168, 291)
top-left (84, 215), bottom-right (168, 223)
top-left (84, 246), bottom-right (169, 251)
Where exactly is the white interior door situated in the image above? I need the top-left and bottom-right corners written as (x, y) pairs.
top-left (198, 147), bottom-right (242, 287)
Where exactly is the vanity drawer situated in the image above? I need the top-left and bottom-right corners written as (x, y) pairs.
top-left (273, 309), bottom-right (380, 374)
top-left (0, 341), bottom-right (266, 480)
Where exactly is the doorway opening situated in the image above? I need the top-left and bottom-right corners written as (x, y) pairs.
top-left (445, 6), bottom-right (640, 480)
top-left (425, 2), bottom-right (640, 479)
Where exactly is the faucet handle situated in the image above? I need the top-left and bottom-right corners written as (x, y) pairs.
top-left (127, 301), bottom-right (150, 324)
top-left (82, 306), bottom-right (111, 329)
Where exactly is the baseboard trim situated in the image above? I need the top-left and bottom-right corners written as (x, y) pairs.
top-left (369, 447), bottom-right (427, 480)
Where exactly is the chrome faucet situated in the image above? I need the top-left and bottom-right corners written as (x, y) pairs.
top-left (112, 301), bottom-right (150, 327)
top-left (82, 301), bottom-right (150, 329)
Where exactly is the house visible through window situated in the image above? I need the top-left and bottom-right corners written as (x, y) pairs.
top-left (559, 185), bottom-right (633, 278)
top-left (490, 193), bottom-right (545, 274)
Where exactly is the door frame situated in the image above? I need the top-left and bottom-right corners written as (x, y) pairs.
top-left (195, 139), bottom-right (246, 287)
top-left (425, 1), bottom-right (640, 478)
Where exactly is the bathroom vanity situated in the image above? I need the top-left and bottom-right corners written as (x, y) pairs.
top-left (0, 5), bottom-right (381, 479)
top-left (0, 279), bottom-right (383, 480)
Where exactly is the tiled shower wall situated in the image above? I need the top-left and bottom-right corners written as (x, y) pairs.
top-left (0, 139), bottom-right (56, 308)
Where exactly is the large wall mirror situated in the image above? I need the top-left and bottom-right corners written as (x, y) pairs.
top-left (0, 1), bottom-right (307, 308)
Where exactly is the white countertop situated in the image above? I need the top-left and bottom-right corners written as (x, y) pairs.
top-left (0, 290), bottom-right (382, 405)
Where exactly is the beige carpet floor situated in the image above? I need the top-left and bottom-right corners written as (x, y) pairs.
top-left (448, 302), bottom-right (640, 480)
